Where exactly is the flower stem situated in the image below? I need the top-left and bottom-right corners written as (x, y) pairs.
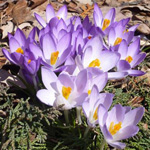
top-left (64, 110), bottom-right (69, 125)
top-left (100, 138), bottom-right (106, 150)
top-left (84, 126), bottom-right (90, 138)
top-left (76, 107), bottom-right (82, 125)
top-left (32, 75), bottom-right (38, 91)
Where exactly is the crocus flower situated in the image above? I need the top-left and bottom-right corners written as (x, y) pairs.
top-left (108, 23), bottom-right (134, 49)
top-left (37, 67), bottom-right (88, 110)
top-left (98, 104), bottom-right (144, 149)
top-left (93, 3), bottom-right (115, 34)
top-left (40, 32), bottom-right (72, 71)
top-left (82, 85), bottom-right (113, 127)
top-left (117, 38), bottom-right (146, 76)
top-left (34, 4), bottom-right (70, 28)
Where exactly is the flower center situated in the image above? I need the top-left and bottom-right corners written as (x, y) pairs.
top-left (109, 121), bottom-right (122, 135)
top-left (114, 37), bottom-right (122, 46)
top-left (102, 19), bottom-right (110, 31)
top-left (16, 47), bottom-right (24, 54)
top-left (88, 59), bottom-right (100, 68)
top-left (125, 56), bottom-right (133, 63)
top-left (88, 90), bottom-right (91, 95)
top-left (88, 36), bottom-right (92, 40)
top-left (28, 59), bottom-right (32, 64)
top-left (62, 86), bottom-right (72, 100)
top-left (93, 107), bottom-right (98, 120)
top-left (50, 51), bottom-right (59, 65)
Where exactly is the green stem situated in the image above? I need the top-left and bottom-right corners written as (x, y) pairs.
top-left (84, 126), bottom-right (90, 138)
top-left (64, 110), bottom-right (69, 125)
top-left (76, 107), bottom-right (82, 125)
top-left (100, 138), bottom-right (106, 150)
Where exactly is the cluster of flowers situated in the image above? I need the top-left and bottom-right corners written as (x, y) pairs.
top-left (3, 4), bottom-right (146, 149)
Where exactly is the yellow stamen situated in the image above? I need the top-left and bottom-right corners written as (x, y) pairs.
top-left (16, 47), bottom-right (24, 54)
top-left (102, 19), bottom-right (110, 31)
top-left (125, 56), bottom-right (133, 63)
top-left (114, 37), bottom-right (122, 46)
top-left (123, 29), bottom-right (129, 33)
top-left (28, 59), bottom-right (31, 64)
top-left (62, 86), bottom-right (72, 100)
top-left (93, 107), bottom-right (98, 120)
top-left (88, 90), bottom-right (91, 95)
top-left (88, 36), bottom-right (92, 39)
top-left (57, 16), bottom-right (60, 20)
top-left (50, 51), bottom-right (59, 65)
top-left (89, 59), bottom-right (100, 68)
top-left (109, 121), bottom-right (122, 135)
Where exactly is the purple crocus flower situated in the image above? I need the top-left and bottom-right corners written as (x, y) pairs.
top-left (34, 4), bottom-right (71, 28)
top-left (40, 32), bottom-right (72, 71)
top-left (98, 104), bottom-right (144, 149)
top-left (37, 67), bottom-right (88, 110)
top-left (93, 3), bottom-right (116, 35)
top-left (117, 38), bottom-right (146, 76)
top-left (108, 23), bottom-right (134, 49)
top-left (82, 85), bottom-right (113, 127)
top-left (74, 36), bottom-right (120, 75)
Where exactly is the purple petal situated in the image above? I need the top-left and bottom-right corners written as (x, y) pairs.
top-left (58, 72), bottom-right (74, 89)
top-left (108, 72), bottom-right (128, 79)
top-left (36, 89), bottom-right (55, 106)
top-left (118, 40), bottom-right (128, 59)
top-left (117, 60), bottom-right (131, 71)
top-left (57, 33), bottom-right (71, 55)
top-left (29, 44), bottom-right (44, 60)
top-left (123, 107), bottom-right (144, 127)
top-left (76, 69), bottom-right (87, 93)
top-left (98, 93), bottom-right (114, 110)
top-left (108, 28), bottom-right (116, 45)
top-left (106, 104), bottom-right (125, 127)
top-left (9, 37), bottom-right (20, 52)
top-left (128, 38), bottom-right (140, 56)
top-left (34, 13), bottom-right (46, 27)
top-left (114, 125), bottom-right (139, 141)
top-left (75, 93), bottom-right (88, 106)
top-left (57, 46), bottom-right (71, 67)
top-left (28, 27), bottom-right (36, 42)
top-left (83, 46), bottom-right (92, 67)
top-left (14, 28), bottom-right (26, 47)
top-left (82, 100), bottom-right (90, 118)
top-left (42, 33), bottom-right (56, 60)
top-left (98, 104), bottom-right (108, 127)
top-left (130, 53), bottom-right (146, 68)
top-left (104, 8), bottom-right (116, 23)
top-left (94, 3), bottom-right (103, 26)
top-left (2, 48), bottom-right (17, 64)
top-left (101, 124), bottom-right (113, 140)
top-left (128, 70), bottom-right (145, 76)
top-left (89, 85), bottom-right (99, 108)
top-left (46, 4), bottom-right (55, 23)
top-left (108, 141), bottom-right (126, 149)
top-left (57, 5), bottom-right (67, 20)
top-left (100, 51), bottom-right (120, 72)
top-left (92, 72), bottom-right (108, 92)
top-left (41, 66), bottom-right (57, 90)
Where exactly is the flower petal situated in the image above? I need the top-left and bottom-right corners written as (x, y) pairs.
top-left (34, 13), bottom-right (46, 27)
top-left (36, 89), bottom-right (55, 106)
top-left (46, 4), bottom-right (55, 23)
top-left (41, 66), bottom-right (57, 90)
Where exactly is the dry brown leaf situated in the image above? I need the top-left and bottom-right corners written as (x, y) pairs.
top-left (128, 96), bottom-right (144, 107)
top-left (1, 21), bottom-right (14, 39)
top-left (11, 0), bottom-right (34, 25)
top-left (0, 57), bottom-right (6, 68)
top-left (80, 3), bottom-right (94, 18)
top-left (137, 23), bottom-right (150, 35)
